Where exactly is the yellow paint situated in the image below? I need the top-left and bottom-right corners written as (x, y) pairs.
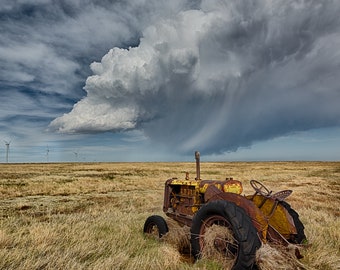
top-left (250, 195), bottom-right (296, 235)
top-left (223, 183), bottom-right (243, 194)
top-left (168, 179), bottom-right (243, 214)
top-left (170, 179), bottom-right (200, 187)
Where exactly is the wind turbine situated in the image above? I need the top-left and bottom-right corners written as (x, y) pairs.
top-left (4, 140), bottom-right (10, 163)
top-left (46, 145), bottom-right (50, 162)
top-left (73, 150), bottom-right (79, 162)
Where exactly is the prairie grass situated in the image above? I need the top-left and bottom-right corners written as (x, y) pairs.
top-left (0, 162), bottom-right (340, 269)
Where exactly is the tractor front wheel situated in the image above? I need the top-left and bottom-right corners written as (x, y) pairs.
top-left (143, 215), bottom-right (169, 239)
top-left (191, 200), bottom-right (261, 270)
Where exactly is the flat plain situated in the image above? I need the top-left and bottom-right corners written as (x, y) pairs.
top-left (0, 161), bottom-right (339, 269)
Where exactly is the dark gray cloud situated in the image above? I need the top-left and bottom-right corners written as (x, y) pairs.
top-left (50, 0), bottom-right (340, 154)
top-left (1, 0), bottom-right (340, 158)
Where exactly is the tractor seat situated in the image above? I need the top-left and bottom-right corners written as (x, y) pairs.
top-left (271, 190), bottom-right (293, 201)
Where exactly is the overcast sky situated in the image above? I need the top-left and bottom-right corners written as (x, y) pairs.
top-left (1, 0), bottom-right (340, 163)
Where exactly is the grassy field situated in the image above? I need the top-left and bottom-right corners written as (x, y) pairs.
top-left (0, 161), bottom-right (339, 269)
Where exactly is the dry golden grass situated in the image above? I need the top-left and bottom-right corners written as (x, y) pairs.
top-left (0, 161), bottom-right (340, 269)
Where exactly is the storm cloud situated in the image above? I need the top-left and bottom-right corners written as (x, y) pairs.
top-left (49, 0), bottom-right (340, 154)
top-left (0, 0), bottom-right (189, 142)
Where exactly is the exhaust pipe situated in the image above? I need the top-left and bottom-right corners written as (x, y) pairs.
top-left (195, 151), bottom-right (200, 180)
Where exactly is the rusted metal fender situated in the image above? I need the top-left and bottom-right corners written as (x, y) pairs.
top-left (205, 185), bottom-right (269, 242)
top-left (249, 195), bottom-right (297, 237)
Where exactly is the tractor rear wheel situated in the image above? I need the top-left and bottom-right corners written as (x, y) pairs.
top-left (143, 215), bottom-right (169, 239)
top-left (191, 200), bottom-right (261, 270)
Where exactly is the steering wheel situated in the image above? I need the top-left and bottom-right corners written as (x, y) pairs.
top-left (250, 180), bottom-right (271, 197)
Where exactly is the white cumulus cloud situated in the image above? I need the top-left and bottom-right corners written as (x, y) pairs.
top-left (50, 0), bottom-right (340, 154)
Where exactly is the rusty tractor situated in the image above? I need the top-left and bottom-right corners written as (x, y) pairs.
top-left (143, 152), bottom-right (307, 269)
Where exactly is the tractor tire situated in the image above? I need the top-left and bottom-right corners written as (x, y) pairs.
top-left (280, 201), bottom-right (307, 244)
top-left (191, 200), bottom-right (261, 270)
top-left (143, 215), bottom-right (169, 239)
